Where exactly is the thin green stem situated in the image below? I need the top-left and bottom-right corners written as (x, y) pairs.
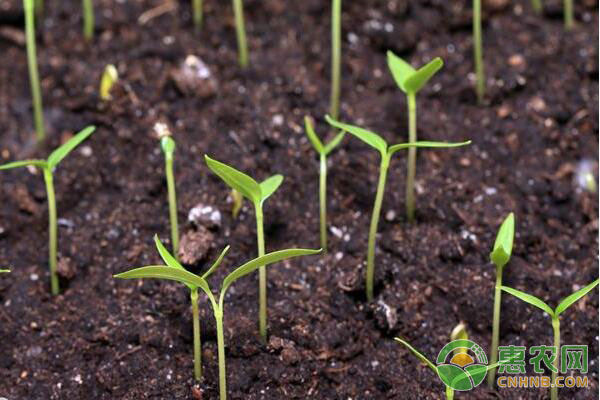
top-left (191, 289), bottom-right (201, 380)
top-left (232, 0), bottom-right (248, 68)
top-left (255, 206), bottom-right (267, 341)
top-left (329, 0), bottom-right (341, 120)
top-left (193, 0), bottom-right (203, 30)
top-left (473, 0), bottom-right (485, 104)
top-left (82, 0), bottom-right (94, 40)
top-left (564, 0), bottom-right (574, 29)
top-left (366, 155), bottom-right (389, 301)
top-left (445, 385), bottom-right (454, 400)
top-left (319, 153), bottom-right (328, 252)
top-left (487, 265), bottom-right (503, 387)
top-left (551, 317), bottom-right (560, 400)
top-left (215, 310), bottom-right (227, 400)
top-left (24, 0), bottom-right (45, 142)
top-left (43, 168), bottom-right (58, 295)
top-left (531, 0), bottom-right (543, 13)
top-left (405, 92), bottom-right (416, 222)
top-left (165, 154), bottom-right (179, 259)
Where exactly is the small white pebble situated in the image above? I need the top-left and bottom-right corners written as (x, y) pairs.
top-left (272, 114), bottom-right (284, 126)
top-left (371, 360), bottom-right (379, 368)
top-left (30, 273), bottom-right (39, 281)
top-left (335, 252), bottom-right (343, 261)
top-left (330, 226), bottom-right (343, 238)
top-left (80, 145), bottom-right (92, 157)
top-left (73, 374), bottom-right (82, 384)
top-left (484, 187), bottom-right (497, 195)
top-left (385, 210), bottom-right (396, 221)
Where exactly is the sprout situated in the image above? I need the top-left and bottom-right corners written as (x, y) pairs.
top-left (326, 115), bottom-right (470, 300)
top-left (487, 212), bottom-right (514, 388)
top-left (386, 51), bottom-right (444, 221)
top-left (450, 322), bottom-right (468, 354)
top-left (115, 236), bottom-right (320, 399)
top-left (531, 0), bottom-right (543, 13)
top-left (304, 116), bottom-right (344, 251)
top-left (160, 135), bottom-right (179, 259)
top-left (330, 0), bottom-right (342, 120)
top-left (564, 0), bottom-right (574, 29)
top-left (0, 126), bottom-right (96, 294)
top-left (230, 189), bottom-right (243, 219)
top-left (193, 0), bottom-right (203, 30)
top-left (232, 0), bottom-right (248, 67)
top-left (501, 279), bottom-right (599, 400)
top-left (472, 0), bottom-right (485, 104)
top-left (205, 155), bottom-right (283, 341)
top-left (99, 64), bottom-right (118, 101)
top-left (24, 0), bottom-right (45, 142)
top-left (0, 269), bottom-right (10, 273)
top-left (82, 0), bottom-right (94, 40)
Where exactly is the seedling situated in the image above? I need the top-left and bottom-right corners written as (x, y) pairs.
top-left (330, 0), bottom-right (342, 120)
top-left (472, 0), bottom-right (485, 104)
top-left (205, 155), bottom-right (283, 341)
top-left (24, 0), bottom-right (45, 142)
top-left (0, 269), bottom-right (10, 273)
top-left (386, 51), bottom-right (445, 221)
top-left (326, 115), bottom-right (470, 300)
top-left (161, 136), bottom-right (179, 259)
top-left (99, 64), bottom-right (118, 101)
top-left (232, 0), bottom-right (248, 67)
top-left (231, 189), bottom-right (243, 219)
top-left (487, 212), bottom-right (514, 388)
top-left (82, 0), bottom-right (94, 40)
top-left (304, 116), bottom-right (344, 251)
top-left (0, 126), bottom-right (96, 294)
top-left (115, 237), bottom-right (319, 399)
top-left (193, 0), bottom-right (203, 30)
top-left (501, 279), bottom-right (600, 400)
top-left (564, 0), bottom-right (574, 29)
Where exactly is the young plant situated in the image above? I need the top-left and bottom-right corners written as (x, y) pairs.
top-left (24, 0), bottom-right (45, 142)
top-left (205, 155), bottom-right (283, 341)
top-left (82, 0), bottom-right (94, 40)
top-left (304, 116), bottom-right (344, 251)
top-left (232, 0), bottom-right (248, 67)
top-left (326, 115), bottom-right (470, 301)
top-left (160, 136), bottom-right (179, 259)
top-left (329, 0), bottom-right (342, 120)
top-left (564, 0), bottom-right (574, 29)
top-left (472, 0), bottom-right (485, 104)
top-left (501, 279), bottom-right (600, 400)
top-left (0, 126), bottom-right (96, 295)
top-left (99, 64), bottom-right (118, 101)
top-left (487, 212), bottom-right (514, 388)
top-left (386, 51), bottom-right (444, 221)
top-left (231, 189), bottom-right (243, 219)
top-left (115, 238), bottom-right (320, 399)
top-left (193, 0), bottom-right (203, 30)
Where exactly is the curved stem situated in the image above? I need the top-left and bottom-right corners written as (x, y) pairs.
top-left (473, 0), bottom-right (485, 104)
top-left (43, 168), bottom-right (58, 295)
top-left (82, 0), bottom-right (94, 40)
top-left (24, 0), bottom-right (45, 142)
top-left (191, 289), bottom-right (201, 380)
top-left (319, 154), bottom-right (328, 252)
top-left (329, 0), bottom-right (341, 120)
top-left (232, 0), bottom-right (248, 67)
top-left (366, 155), bottom-right (389, 301)
top-left (405, 93), bottom-right (417, 222)
top-left (487, 265), bottom-right (503, 387)
top-left (165, 155), bottom-right (179, 260)
top-left (215, 309), bottom-right (227, 400)
top-left (255, 206), bottom-right (267, 341)
top-left (564, 0), bottom-right (574, 29)
top-left (193, 0), bottom-right (203, 30)
top-left (551, 317), bottom-right (560, 400)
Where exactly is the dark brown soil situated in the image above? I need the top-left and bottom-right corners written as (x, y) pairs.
top-left (0, 0), bottom-right (598, 399)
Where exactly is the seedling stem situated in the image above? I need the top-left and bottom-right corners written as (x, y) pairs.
top-left (531, 0), bottom-right (543, 13)
top-left (319, 153), bottom-right (327, 249)
top-left (330, 0), bottom-right (341, 120)
top-left (564, 0), bottom-right (574, 29)
top-left (473, 0), bottom-right (485, 104)
top-left (255, 206), bottom-right (267, 340)
top-left (193, 0), bottom-right (203, 30)
top-left (191, 288), bottom-right (201, 379)
top-left (232, 0), bottom-right (248, 67)
top-left (82, 0), bottom-right (94, 40)
top-left (24, 0), bottom-right (45, 142)
top-left (43, 168), bottom-right (58, 295)
top-left (161, 137), bottom-right (179, 259)
top-left (405, 92), bottom-right (416, 221)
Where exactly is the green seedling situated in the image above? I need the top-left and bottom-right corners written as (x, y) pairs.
top-left (161, 136), bottom-right (179, 259)
top-left (304, 116), bottom-right (344, 251)
top-left (487, 212), bottom-right (514, 388)
top-left (0, 269), bottom-right (10, 273)
top-left (450, 322), bottom-right (468, 355)
top-left (24, 0), bottom-right (45, 142)
top-left (472, 0), bottom-right (485, 104)
top-left (0, 126), bottom-right (96, 295)
top-left (501, 279), bottom-right (600, 400)
top-left (231, 189), bottom-right (243, 219)
top-left (330, 0), bottom-right (342, 120)
top-left (564, 0), bottom-right (574, 29)
top-left (99, 64), bottom-right (118, 101)
top-left (531, 0), bottom-right (543, 13)
top-left (326, 115), bottom-right (470, 301)
top-left (205, 155), bottom-right (283, 341)
top-left (115, 238), bottom-right (320, 399)
top-left (232, 0), bottom-right (248, 67)
top-left (82, 0), bottom-right (94, 40)
top-left (193, 0), bottom-right (203, 30)
top-left (386, 51), bottom-right (444, 221)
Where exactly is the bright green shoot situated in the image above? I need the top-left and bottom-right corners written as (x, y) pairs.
top-left (501, 279), bottom-right (600, 400)
top-left (386, 51), bottom-right (444, 221)
top-left (24, 0), bottom-right (45, 142)
top-left (330, 0), bottom-right (342, 120)
top-left (193, 0), bottom-right (203, 30)
top-left (304, 116), bottom-right (344, 252)
top-left (232, 0), bottom-right (248, 67)
top-left (82, 0), bottom-right (94, 40)
top-left (326, 115), bottom-right (470, 301)
top-left (0, 269), bottom-right (10, 273)
top-left (115, 238), bottom-right (320, 399)
top-left (0, 126), bottom-right (96, 295)
top-left (564, 0), bottom-right (574, 29)
top-left (161, 136), bottom-right (179, 260)
top-left (205, 155), bottom-right (283, 341)
top-left (99, 64), bottom-right (118, 101)
top-left (487, 212), bottom-right (514, 388)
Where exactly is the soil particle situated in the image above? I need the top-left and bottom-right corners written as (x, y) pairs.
top-left (178, 227), bottom-right (214, 265)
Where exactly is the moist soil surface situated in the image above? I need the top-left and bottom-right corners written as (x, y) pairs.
top-left (0, 0), bottom-right (598, 399)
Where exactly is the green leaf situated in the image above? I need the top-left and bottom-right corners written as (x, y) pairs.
top-left (304, 116), bottom-right (324, 154)
top-left (160, 136), bottom-right (176, 158)
top-left (394, 337), bottom-right (437, 372)
top-left (114, 265), bottom-right (209, 293)
top-left (154, 234), bottom-right (195, 289)
top-left (386, 51), bottom-right (415, 93)
top-left (260, 175), bottom-right (284, 203)
top-left (555, 279), bottom-right (599, 316)
top-left (47, 126), bottom-right (96, 169)
top-left (490, 213), bottom-right (515, 268)
top-left (501, 286), bottom-right (554, 317)
top-left (323, 131), bottom-right (345, 155)
top-left (325, 115), bottom-right (388, 157)
top-left (404, 57), bottom-right (444, 94)
top-left (201, 246), bottom-right (230, 280)
top-left (205, 155), bottom-right (261, 204)
top-left (388, 140), bottom-right (471, 156)
top-left (0, 160), bottom-right (47, 170)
